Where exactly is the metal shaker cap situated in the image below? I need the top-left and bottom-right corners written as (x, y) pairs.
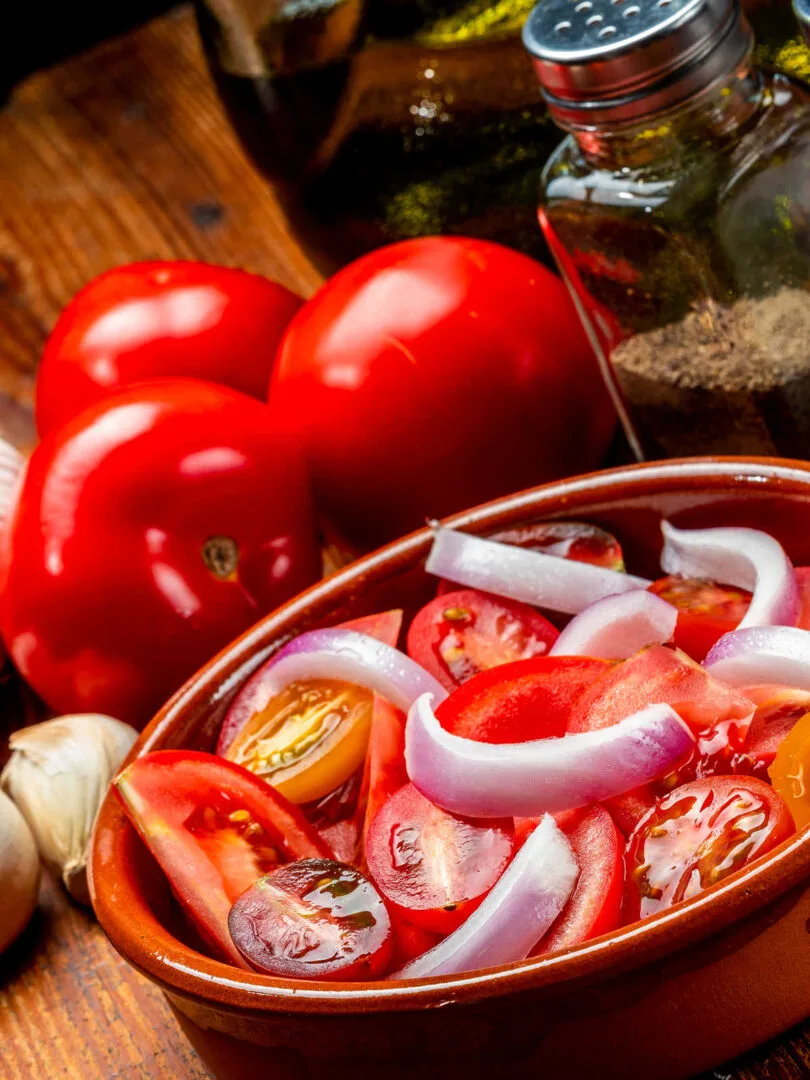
top-left (523, 0), bottom-right (753, 127)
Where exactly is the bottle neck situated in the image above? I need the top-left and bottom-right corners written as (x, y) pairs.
top-left (570, 58), bottom-right (764, 170)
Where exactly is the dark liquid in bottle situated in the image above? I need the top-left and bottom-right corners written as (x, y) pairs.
top-left (196, 0), bottom-right (810, 274)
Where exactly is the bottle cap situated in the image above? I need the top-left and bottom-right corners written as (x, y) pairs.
top-left (523, 0), bottom-right (753, 127)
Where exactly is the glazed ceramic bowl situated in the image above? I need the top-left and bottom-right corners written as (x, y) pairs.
top-left (90, 458), bottom-right (810, 1080)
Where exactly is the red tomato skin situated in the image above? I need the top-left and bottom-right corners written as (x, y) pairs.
top-left (623, 776), bottom-right (794, 922)
top-left (647, 576), bottom-right (752, 662)
top-left (114, 751), bottom-right (332, 966)
top-left (734, 686), bottom-right (810, 775)
top-left (271, 237), bottom-right (616, 551)
top-left (0, 379), bottom-right (319, 727)
top-left (36, 261), bottom-right (303, 435)
top-left (436, 655), bottom-right (611, 743)
top-left (796, 568), bottom-right (810, 629)
top-left (567, 646), bottom-right (753, 734)
top-left (407, 589), bottom-right (559, 692)
top-left (390, 911), bottom-right (443, 965)
top-left (366, 782), bottom-right (514, 934)
top-left (531, 806), bottom-right (623, 955)
top-left (359, 697), bottom-right (408, 858)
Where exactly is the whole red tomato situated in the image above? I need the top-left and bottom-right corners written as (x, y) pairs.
top-left (35, 261), bottom-right (303, 436)
top-left (271, 237), bottom-right (616, 551)
top-left (1, 379), bottom-right (319, 727)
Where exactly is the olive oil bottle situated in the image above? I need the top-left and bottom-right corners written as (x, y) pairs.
top-left (196, 0), bottom-right (810, 273)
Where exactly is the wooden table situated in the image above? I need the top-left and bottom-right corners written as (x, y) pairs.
top-left (1, 8), bottom-right (810, 1078)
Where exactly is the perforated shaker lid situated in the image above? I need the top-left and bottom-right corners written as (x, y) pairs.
top-left (523, 0), bottom-right (752, 126)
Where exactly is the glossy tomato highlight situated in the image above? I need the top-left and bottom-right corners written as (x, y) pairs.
top-left (0, 379), bottom-right (319, 727)
top-left (36, 261), bottom-right (303, 435)
top-left (229, 859), bottom-right (393, 980)
top-left (271, 237), bottom-right (616, 550)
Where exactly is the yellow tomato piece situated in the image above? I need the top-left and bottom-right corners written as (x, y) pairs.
top-left (769, 709), bottom-right (810, 829)
top-left (225, 678), bottom-right (372, 804)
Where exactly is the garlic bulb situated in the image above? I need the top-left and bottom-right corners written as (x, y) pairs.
top-left (1, 714), bottom-right (138, 904)
top-left (0, 789), bottom-right (39, 953)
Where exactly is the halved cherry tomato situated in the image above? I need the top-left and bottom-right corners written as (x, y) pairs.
top-left (365, 782), bottom-right (514, 934)
top-left (603, 788), bottom-right (657, 838)
top-left (740, 686), bottom-right (810, 776)
top-left (407, 589), bottom-right (559, 692)
top-left (228, 859), bottom-right (393, 980)
top-left (436, 655), bottom-right (611, 743)
top-left (219, 610), bottom-right (403, 808)
top-left (769, 710), bottom-right (810, 828)
top-left (532, 806), bottom-right (623, 955)
top-left (489, 521), bottom-right (625, 571)
top-left (567, 646), bottom-right (754, 735)
top-left (624, 777), bottom-right (794, 921)
top-left (301, 771), bottom-right (364, 863)
top-left (647, 576), bottom-right (752, 661)
top-left (224, 679), bottom-right (373, 805)
top-left (114, 750), bottom-right (332, 966)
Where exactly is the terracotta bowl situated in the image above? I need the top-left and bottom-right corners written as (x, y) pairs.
top-left (90, 457), bottom-right (810, 1080)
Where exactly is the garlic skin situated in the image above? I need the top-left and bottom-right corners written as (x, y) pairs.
top-left (1, 714), bottom-right (138, 904)
top-left (0, 788), bottom-right (39, 953)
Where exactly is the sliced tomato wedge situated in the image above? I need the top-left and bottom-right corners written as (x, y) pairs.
top-left (796, 567), bottom-right (810, 630)
top-left (624, 776), bottom-right (794, 922)
top-left (769, 709), bottom-right (810, 828)
top-left (740, 686), bottom-right (810, 776)
top-left (114, 750), bottom-right (332, 965)
top-left (390, 910), bottom-right (443, 966)
top-left (365, 782), bottom-right (514, 934)
top-left (228, 859), bottom-right (393, 980)
top-left (337, 609), bottom-right (403, 646)
top-left (358, 696), bottom-right (408, 857)
top-left (436, 655), bottom-right (611, 743)
top-left (488, 521), bottom-right (625, 570)
top-left (603, 788), bottom-right (657, 838)
top-left (407, 588), bottom-right (558, 692)
top-left (647, 576), bottom-right (751, 661)
top-left (530, 806), bottom-right (623, 955)
top-left (568, 646), bottom-right (753, 735)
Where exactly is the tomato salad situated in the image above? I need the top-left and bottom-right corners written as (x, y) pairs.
top-left (115, 519), bottom-right (810, 982)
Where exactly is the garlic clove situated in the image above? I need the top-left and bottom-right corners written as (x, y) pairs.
top-left (0, 788), bottom-right (39, 953)
top-left (1, 713), bottom-right (138, 905)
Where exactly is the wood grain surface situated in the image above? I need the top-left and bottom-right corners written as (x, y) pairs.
top-left (0, 7), bottom-right (810, 1079)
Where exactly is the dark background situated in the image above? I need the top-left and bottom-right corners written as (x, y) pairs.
top-left (2, 0), bottom-right (174, 97)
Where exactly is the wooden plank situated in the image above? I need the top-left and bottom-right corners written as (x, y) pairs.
top-left (0, 6), bottom-right (809, 1078)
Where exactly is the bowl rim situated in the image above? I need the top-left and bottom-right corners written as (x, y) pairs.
top-left (90, 456), bottom-right (810, 1015)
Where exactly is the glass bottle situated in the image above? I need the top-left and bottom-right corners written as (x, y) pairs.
top-left (194, 0), bottom-right (806, 276)
top-left (525, 0), bottom-right (810, 461)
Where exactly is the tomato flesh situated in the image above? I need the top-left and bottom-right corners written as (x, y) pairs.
top-left (489, 521), bottom-right (625, 571)
top-left (436, 655), bottom-right (610, 744)
top-left (648, 576), bottom-right (751, 661)
top-left (740, 687), bottom-right (810, 776)
top-left (624, 777), bottom-right (794, 921)
top-left (228, 859), bottom-right (393, 980)
top-left (568, 646), bottom-right (753, 735)
top-left (365, 783), bottom-right (514, 933)
top-left (224, 678), bottom-right (373, 805)
top-left (114, 750), bottom-right (332, 965)
top-left (407, 589), bottom-right (558, 692)
top-left (533, 806), bottom-right (623, 954)
top-left (769, 709), bottom-right (810, 828)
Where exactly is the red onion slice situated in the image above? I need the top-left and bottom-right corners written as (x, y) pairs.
top-left (661, 522), bottom-right (798, 629)
top-left (405, 694), bottom-right (694, 817)
top-left (549, 590), bottom-right (677, 659)
top-left (704, 626), bottom-right (810, 689)
top-left (390, 815), bottom-right (578, 980)
top-left (218, 629), bottom-right (447, 755)
top-left (426, 526), bottom-right (650, 615)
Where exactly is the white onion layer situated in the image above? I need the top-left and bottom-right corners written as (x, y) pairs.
top-left (218, 629), bottom-right (447, 755)
top-left (390, 815), bottom-right (578, 980)
top-left (549, 590), bottom-right (677, 659)
top-left (704, 626), bottom-right (810, 689)
top-left (426, 526), bottom-right (650, 615)
top-left (660, 522), bottom-right (798, 629)
top-left (405, 694), bottom-right (694, 818)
